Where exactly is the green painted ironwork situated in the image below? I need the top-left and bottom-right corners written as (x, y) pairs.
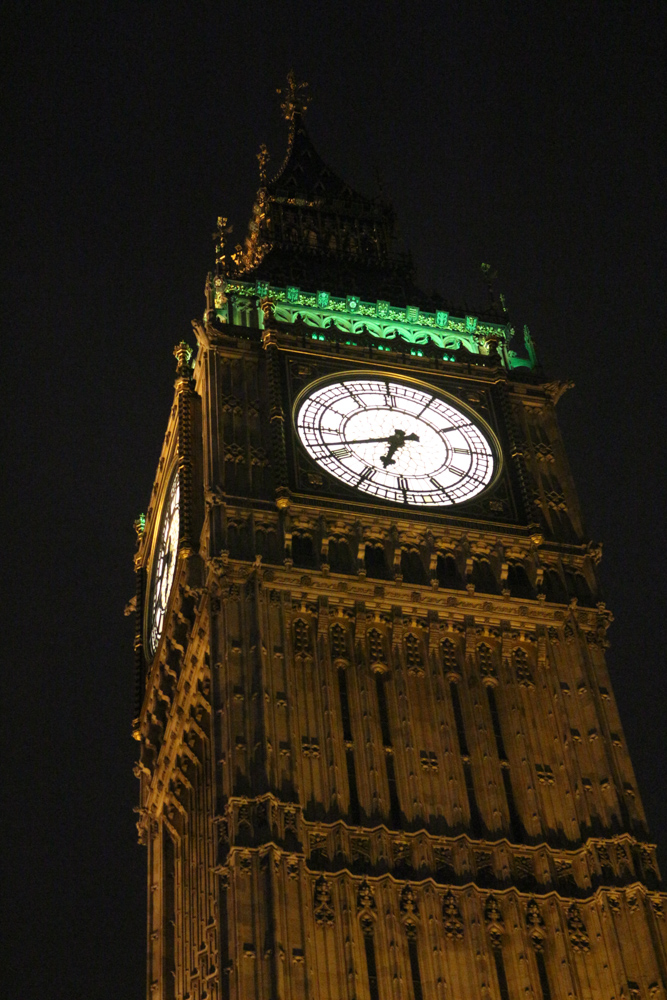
top-left (212, 277), bottom-right (536, 370)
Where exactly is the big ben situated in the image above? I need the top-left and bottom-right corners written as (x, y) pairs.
top-left (131, 76), bottom-right (667, 1000)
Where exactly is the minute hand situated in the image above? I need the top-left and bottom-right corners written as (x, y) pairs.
top-left (342, 435), bottom-right (395, 445)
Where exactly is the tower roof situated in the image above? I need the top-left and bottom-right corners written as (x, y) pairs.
top-left (212, 75), bottom-right (536, 373)
top-left (224, 76), bottom-right (426, 304)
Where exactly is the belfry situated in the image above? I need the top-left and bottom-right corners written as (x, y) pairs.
top-left (132, 76), bottom-right (666, 1000)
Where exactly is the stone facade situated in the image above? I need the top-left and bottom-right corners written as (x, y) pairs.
top-left (132, 86), bottom-right (666, 1000)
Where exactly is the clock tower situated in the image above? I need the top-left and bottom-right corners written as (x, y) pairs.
top-left (132, 77), bottom-right (666, 1000)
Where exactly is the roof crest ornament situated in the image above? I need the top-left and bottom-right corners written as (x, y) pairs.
top-left (277, 69), bottom-right (311, 123)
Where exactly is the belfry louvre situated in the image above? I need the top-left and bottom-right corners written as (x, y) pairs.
top-left (131, 77), bottom-right (666, 1000)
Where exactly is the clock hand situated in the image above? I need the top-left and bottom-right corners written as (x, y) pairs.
top-left (341, 435), bottom-right (395, 445)
top-left (380, 428), bottom-right (420, 468)
top-left (342, 431), bottom-right (421, 447)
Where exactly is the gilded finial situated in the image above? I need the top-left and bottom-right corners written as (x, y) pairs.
top-left (257, 144), bottom-right (270, 186)
top-left (213, 216), bottom-right (233, 268)
top-left (277, 69), bottom-right (311, 121)
top-left (174, 341), bottom-right (193, 378)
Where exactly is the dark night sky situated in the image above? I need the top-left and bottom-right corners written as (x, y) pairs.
top-left (3, 3), bottom-right (666, 996)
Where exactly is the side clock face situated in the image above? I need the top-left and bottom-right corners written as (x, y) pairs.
top-left (147, 472), bottom-right (180, 657)
top-left (295, 375), bottom-right (497, 507)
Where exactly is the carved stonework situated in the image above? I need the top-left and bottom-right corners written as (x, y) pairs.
top-left (514, 648), bottom-right (534, 687)
top-left (313, 876), bottom-right (334, 926)
top-left (442, 891), bottom-right (464, 940)
top-left (134, 83), bottom-right (662, 1000)
top-left (400, 884), bottom-right (419, 919)
top-left (484, 895), bottom-right (504, 950)
top-left (526, 898), bottom-right (545, 951)
top-left (357, 879), bottom-right (376, 912)
top-left (567, 903), bottom-right (590, 953)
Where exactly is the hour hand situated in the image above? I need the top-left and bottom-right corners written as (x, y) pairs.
top-left (380, 428), bottom-right (419, 467)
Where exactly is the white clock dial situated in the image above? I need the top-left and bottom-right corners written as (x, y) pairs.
top-left (295, 376), bottom-right (497, 506)
top-left (148, 472), bottom-right (180, 656)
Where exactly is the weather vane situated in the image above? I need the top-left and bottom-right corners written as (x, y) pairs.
top-left (277, 69), bottom-right (311, 121)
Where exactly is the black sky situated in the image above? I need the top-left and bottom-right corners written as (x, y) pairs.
top-left (3, 3), bottom-right (667, 997)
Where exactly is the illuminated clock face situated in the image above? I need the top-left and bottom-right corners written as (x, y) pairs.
top-left (295, 376), bottom-right (497, 506)
top-left (148, 472), bottom-right (180, 656)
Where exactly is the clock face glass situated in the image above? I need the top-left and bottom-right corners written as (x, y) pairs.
top-left (296, 376), bottom-right (497, 506)
top-left (148, 472), bottom-right (180, 656)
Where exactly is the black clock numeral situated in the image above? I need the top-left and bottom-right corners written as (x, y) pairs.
top-left (452, 447), bottom-right (470, 455)
top-left (449, 467), bottom-right (466, 477)
top-left (357, 465), bottom-right (374, 484)
top-left (441, 422), bottom-right (471, 434)
top-left (331, 446), bottom-right (351, 459)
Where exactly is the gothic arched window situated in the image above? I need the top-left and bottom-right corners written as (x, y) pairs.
top-left (365, 543), bottom-right (390, 580)
top-left (328, 538), bottom-right (355, 575)
top-left (472, 558), bottom-right (498, 594)
top-left (507, 562), bottom-right (533, 599)
top-left (543, 566), bottom-right (567, 604)
top-left (255, 526), bottom-right (280, 565)
top-left (292, 533), bottom-right (318, 569)
top-left (436, 554), bottom-right (462, 589)
top-left (227, 521), bottom-right (251, 560)
top-left (400, 549), bottom-right (429, 586)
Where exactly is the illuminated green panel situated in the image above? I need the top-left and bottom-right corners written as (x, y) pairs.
top-left (212, 277), bottom-right (536, 370)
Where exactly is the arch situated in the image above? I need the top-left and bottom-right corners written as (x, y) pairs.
top-left (255, 526), bottom-right (280, 565)
top-left (542, 566), bottom-right (568, 604)
top-left (328, 537), bottom-right (355, 574)
top-left (365, 543), bottom-right (390, 580)
top-left (471, 558), bottom-right (498, 594)
top-left (400, 548), bottom-right (429, 586)
top-left (436, 553), bottom-right (462, 589)
top-left (292, 533), bottom-right (318, 569)
top-left (507, 561), bottom-right (534, 599)
top-left (227, 521), bottom-right (251, 560)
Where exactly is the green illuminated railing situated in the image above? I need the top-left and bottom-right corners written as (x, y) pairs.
top-left (213, 278), bottom-right (536, 370)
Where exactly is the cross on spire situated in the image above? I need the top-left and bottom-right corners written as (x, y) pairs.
top-left (277, 69), bottom-right (311, 121)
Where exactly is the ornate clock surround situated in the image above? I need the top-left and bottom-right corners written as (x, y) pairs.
top-left (283, 351), bottom-right (524, 525)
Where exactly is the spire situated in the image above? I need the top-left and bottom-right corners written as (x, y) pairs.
top-left (225, 73), bottom-right (412, 302)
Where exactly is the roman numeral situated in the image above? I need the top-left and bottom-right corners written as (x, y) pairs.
top-left (331, 446), bottom-right (351, 459)
top-left (357, 466), bottom-right (374, 484)
top-left (452, 447), bottom-right (470, 455)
